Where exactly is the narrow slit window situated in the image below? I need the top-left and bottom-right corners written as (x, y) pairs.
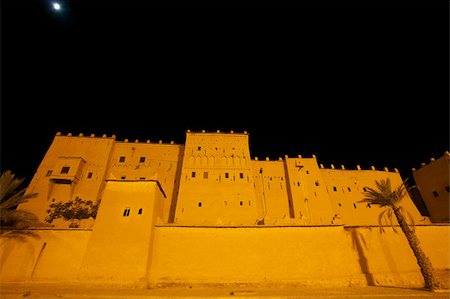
top-left (121, 176), bottom-right (126, 180)
top-left (353, 203), bottom-right (357, 209)
top-left (119, 156), bottom-right (126, 163)
top-left (239, 173), bottom-right (244, 179)
top-left (139, 157), bottom-right (146, 163)
top-left (123, 208), bottom-right (131, 217)
top-left (87, 172), bottom-right (93, 179)
top-left (240, 201), bottom-right (243, 206)
top-left (46, 170), bottom-right (53, 177)
top-left (347, 187), bottom-right (351, 192)
top-left (192, 171), bottom-right (196, 178)
top-left (333, 186), bottom-right (337, 192)
top-left (203, 172), bottom-right (208, 179)
top-left (315, 181), bottom-right (320, 186)
top-left (225, 172), bottom-right (229, 178)
top-left (138, 208), bottom-right (143, 215)
top-left (198, 202), bottom-right (202, 207)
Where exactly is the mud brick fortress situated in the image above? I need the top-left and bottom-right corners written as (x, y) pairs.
top-left (2, 130), bottom-right (449, 287)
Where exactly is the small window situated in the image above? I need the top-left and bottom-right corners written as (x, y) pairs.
top-left (121, 176), bottom-right (126, 180)
top-left (306, 170), bottom-right (309, 174)
top-left (239, 173), bottom-right (244, 179)
top-left (139, 157), bottom-right (146, 163)
top-left (445, 186), bottom-right (450, 193)
top-left (225, 172), bottom-right (229, 178)
top-left (297, 182), bottom-right (300, 187)
top-left (338, 203), bottom-right (342, 207)
top-left (197, 146), bottom-right (201, 151)
top-left (123, 208), bottom-right (131, 217)
top-left (138, 208), bottom-right (143, 215)
top-left (203, 172), bottom-right (208, 179)
top-left (46, 170), bottom-right (53, 177)
top-left (87, 172), bottom-right (93, 179)
top-left (432, 190), bottom-right (439, 198)
top-left (192, 171), bottom-right (196, 178)
top-left (139, 177), bottom-right (146, 180)
top-left (119, 156), bottom-right (126, 162)
top-left (240, 201), bottom-right (243, 206)
top-left (60, 166), bottom-right (70, 174)
top-left (198, 202), bottom-right (202, 207)
top-left (248, 201), bottom-right (251, 206)
top-left (315, 181), bottom-right (320, 186)
top-left (347, 187), bottom-right (351, 192)
top-left (333, 186), bottom-right (337, 192)
top-left (353, 203), bottom-right (357, 209)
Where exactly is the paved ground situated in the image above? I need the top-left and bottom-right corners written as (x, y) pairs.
top-left (1, 283), bottom-right (449, 299)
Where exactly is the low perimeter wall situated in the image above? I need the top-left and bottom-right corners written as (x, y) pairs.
top-left (0, 225), bottom-right (448, 287)
top-left (148, 224), bottom-right (450, 287)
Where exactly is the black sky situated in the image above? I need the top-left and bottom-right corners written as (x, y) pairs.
top-left (1, 0), bottom-right (449, 184)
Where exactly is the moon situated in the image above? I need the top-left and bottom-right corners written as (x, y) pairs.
top-left (52, 2), bottom-right (61, 11)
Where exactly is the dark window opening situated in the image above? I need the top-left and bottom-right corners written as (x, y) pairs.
top-left (197, 146), bottom-right (201, 151)
top-left (119, 156), bottom-right (126, 162)
top-left (139, 157), bottom-right (146, 163)
top-left (347, 187), bottom-right (351, 192)
top-left (239, 173), bottom-right (244, 179)
top-left (297, 182), bottom-right (300, 187)
top-left (338, 203), bottom-right (342, 207)
top-left (306, 170), bottom-right (309, 174)
top-left (123, 208), bottom-right (131, 217)
top-left (333, 186), bottom-right (337, 192)
top-left (60, 166), bottom-right (70, 174)
top-left (315, 181), bottom-right (319, 186)
top-left (353, 203), bottom-right (357, 209)
top-left (225, 172), bottom-right (229, 178)
top-left (121, 176), bottom-right (126, 180)
top-left (203, 172), bottom-right (208, 179)
top-left (87, 172), bottom-right (93, 179)
top-left (240, 201), bottom-right (243, 206)
top-left (432, 190), bottom-right (439, 198)
top-left (198, 202), bottom-right (202, 207)
top-left (192, 172), bottom-right (196, 178)
top-left (46, 170), bottom-right (53, 177)
top-left (138, 208), bottom-right (143, 215)
top-left (140, 177), bottom-right (146, 180)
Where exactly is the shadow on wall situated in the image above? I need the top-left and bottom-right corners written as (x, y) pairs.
top-left (350, 228), bottom-right (375, 286)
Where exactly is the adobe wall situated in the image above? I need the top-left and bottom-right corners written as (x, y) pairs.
top-left (148, 225), bottom-right (450, 287)
top-left (0, 229), bottom-right (91, 282)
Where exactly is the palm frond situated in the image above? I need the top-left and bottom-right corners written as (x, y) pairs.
top-left (0, 170), bottom-right (37, 209)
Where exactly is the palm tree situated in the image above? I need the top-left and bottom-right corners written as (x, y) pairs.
top-left (360, 178), bottom-right (440, 291)
top-left (0, 170), bottom-right (39, 229)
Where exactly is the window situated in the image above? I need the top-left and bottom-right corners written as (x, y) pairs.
top-left (87, 172), bottom-right (93, 179)
top-left (197, 146), bottom-right (201, 151)
top-left (338, 203), bottom-right (342, 207)
top-left (46, 170), bottom-right (53, 177)
top-left (203, 172), bottom-right (208, 179)
top-left (119, 156), bottom-right (126, 162)
top-left (198, 202), bottom-right (202, 207)
top-left (333, 186), bottom-right (337, 192)
top-left (60, 166), bottom-right (70, 174)
top-left (347, 187), bottom-right (351, 192)
top-left (353, 203), bottom-right (357, 209)
top-left (192, 171), bottom-right (196, 178)
top-left (121, 176), bottom-right (126, 180)
top-left (240, 201), bottom-right (243, 206)
top-left (138, 208), bottom-right (143, 215)
top-left (239, 173), bottom-right (244, 179)
top-left (123, 208), bottom-right (131, 217)
top-left (432, 190), bottom-right (439, 198)
top-left (225, 172), bottom-right (229, 178)
top-left (139, 177), bottom-right (146, 180)
top-left (315, 181), bottom-right (320, 186)
top-left (139, 157), bottom-right (146, 163)
top-left (306, 170), bottom-right (309, 174)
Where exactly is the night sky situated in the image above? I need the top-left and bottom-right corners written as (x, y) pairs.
top-left (1, 0), bottom-right (448, 185)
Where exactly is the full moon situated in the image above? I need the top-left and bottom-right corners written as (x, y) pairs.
top-left (52, 2), bottom-right (61, 11)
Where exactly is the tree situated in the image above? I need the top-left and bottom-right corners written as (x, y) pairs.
top-left (0, 170), bottom-right (40, 229)
top-left (360, 178), bottom-right (440, 291)
top-left (45, 196), bottom-right (100, 228)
